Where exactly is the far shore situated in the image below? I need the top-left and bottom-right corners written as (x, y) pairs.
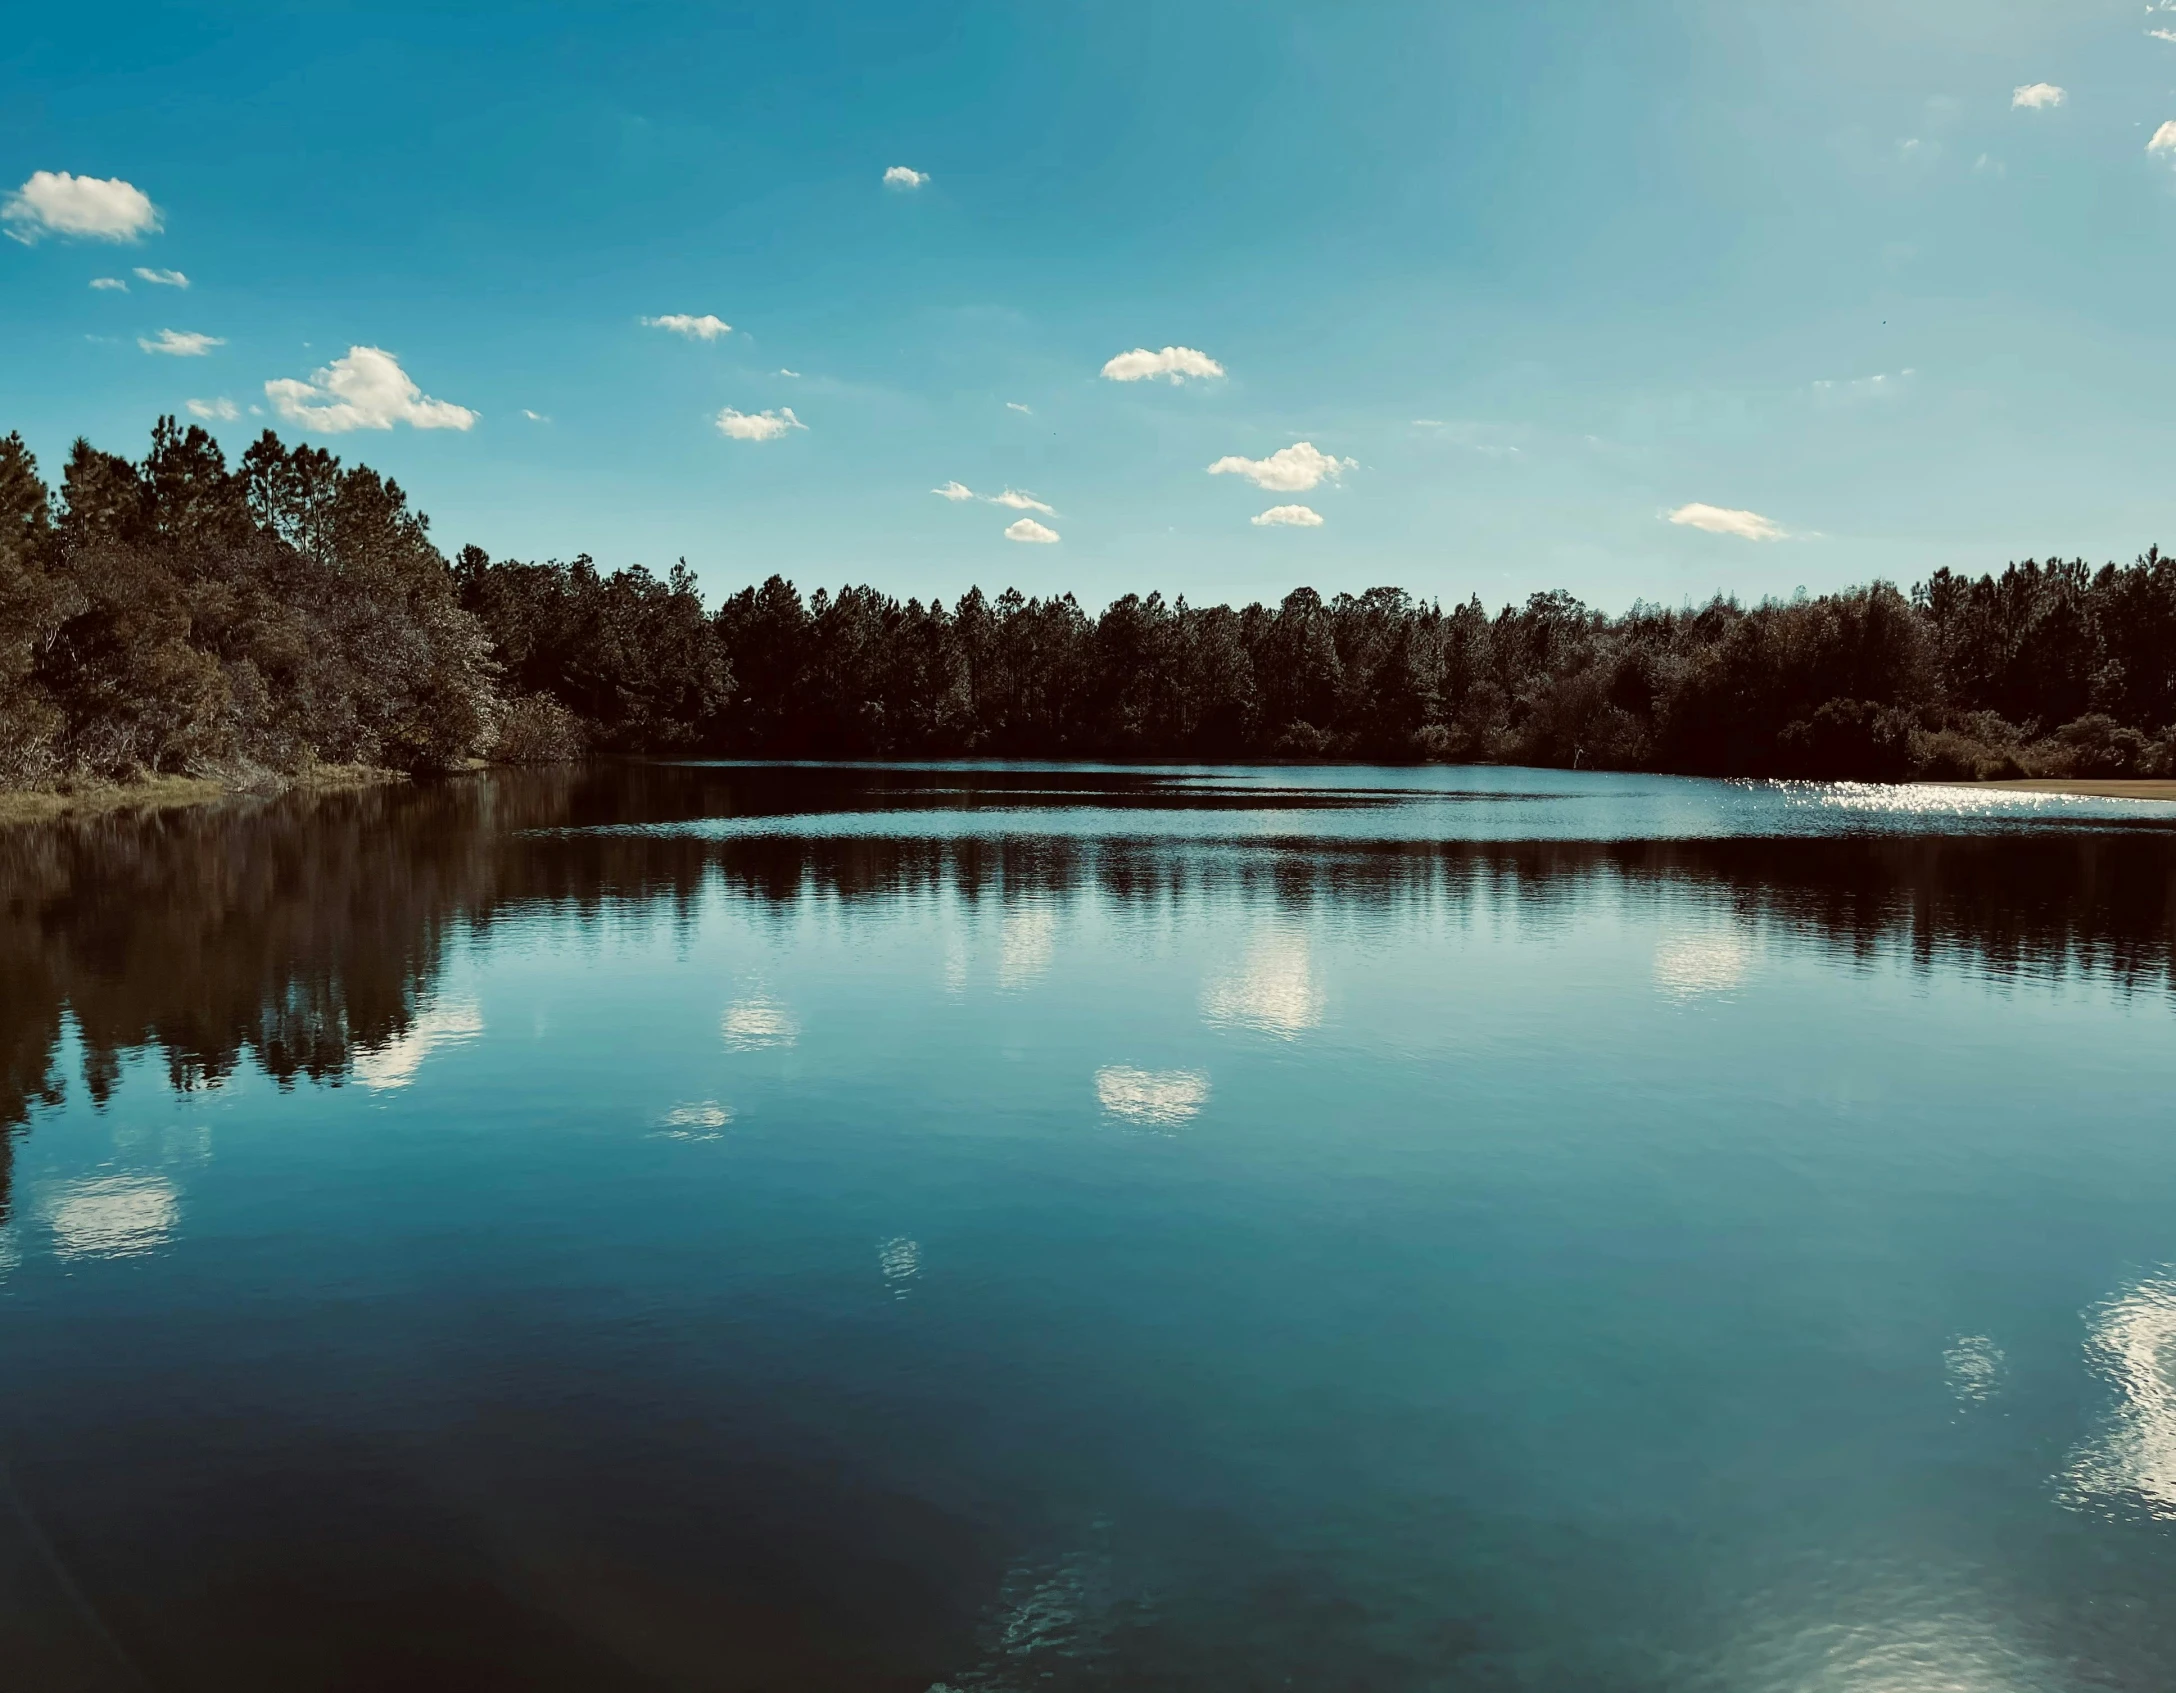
top-left (1967, 778), bottom-right (2176, 802)
top-left (0, 765), bottom-right (408, 828)
top-left (8, 765), bottom-right (2176, 829)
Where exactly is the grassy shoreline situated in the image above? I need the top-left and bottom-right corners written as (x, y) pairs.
top-left (7, 766), bottom-right (2175, 829)
top-left (0, 764), bottom-right (408, 828)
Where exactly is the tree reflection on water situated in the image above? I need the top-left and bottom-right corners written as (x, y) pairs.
top-left (4, 762), bottom-right (2174, 1218)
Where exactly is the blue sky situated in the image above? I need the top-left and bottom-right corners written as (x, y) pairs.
top-left (4, 0), bottom-right (2174, 611)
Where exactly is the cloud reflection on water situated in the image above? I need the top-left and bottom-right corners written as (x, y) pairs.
top-left (878, 1236), bottom-right (920, 1297)
top-left (658, 1100), bottom-right (732, 1140)
top-left (998, 906), bottom-right (1057, 990)
top-left (352, 1001), bottom-right (484, 1090)
top-left (1200, 933), bottom-right (1323, 1037)
top-left (2061, 1274), bottom-right (2176, 1520)
top-left (1653, 930), bottom-right (1752, 1000)
top-left (1942, 1335), bottom-right (2005, 1407)
top-left (1094, 1067), bottom-right (1210, 1128)
top-left (722, 999), bottom-right (798, 1050)
top-left (46, 1174), bottom-right (180, 1261)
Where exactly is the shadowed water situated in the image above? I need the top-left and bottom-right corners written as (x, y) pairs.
top-left (3, 763), bottom-right (2176, 1691)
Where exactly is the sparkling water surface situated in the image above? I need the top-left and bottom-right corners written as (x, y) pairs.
top-left (3, 762), bottom-right (2175, 1691)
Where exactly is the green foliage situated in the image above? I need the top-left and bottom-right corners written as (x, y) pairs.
top-left (456, 550), bottom-right (728, 750)
top-left (0, 432), bottom-right (75, 785)
top-left (666, 562), bottom-right (2172, 774)
top-left (5, 420), bottom-right (503, 783)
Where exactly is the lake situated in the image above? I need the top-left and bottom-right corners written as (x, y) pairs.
top-left (3, 763), bottom-right (2176, 1692)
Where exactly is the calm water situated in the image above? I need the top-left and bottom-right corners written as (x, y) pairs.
top-left (4, 763), bottom-right (2176, 1692)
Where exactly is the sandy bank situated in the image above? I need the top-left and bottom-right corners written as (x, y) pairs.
top-left (1969, 778), bottom-right (2176, 803)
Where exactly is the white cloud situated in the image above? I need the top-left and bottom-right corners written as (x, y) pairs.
top-left (2153, 28), bottom-right (2176, 43)
top-left (1004, 518), bottom-right (1059, 543)
top-left (643, 312), bottom-right (731, 340)
top-left (2151, 121), bottom-right (2176, 156)
top-left (2, 171), bottom-right (160, 243)
top-left (2011, 82), bottom-right (2065, 110)
top-left (933, 482), bottom-right (1057, 515)
top-left (714, 405), bottom-right (805, 441)
top-left (133, 266), bottom-right (187, 287)
top-left (1412, 418), bottom-right (1522, 456)
top-left (265, 345), bottom-right (478, 432)
top-left (778, 367), bottom-right (800, 377)
top-left (522, 409), bottom-right (550, 422)
top-left (139, 328), bottom-right (223, 357)
top-left (1006, 401), bottom-right (1032, 414)
top-left (1100, 345), bottom-right (1224, 383)
top-left (884, 165), bottom-right (930, 188)
top-left (1251, 504), bottom-right (1323, 528)
top-left (90, 276), bottom-right (126, 291)
top-left (1206, 441), bottom-right (1354, 492)
top-left (1667, 502), bottom-right (1786, 541)
top-left (185, 397), bottom-right (238, 421)
top-left (1812, 368), bottom-right (1914, 400)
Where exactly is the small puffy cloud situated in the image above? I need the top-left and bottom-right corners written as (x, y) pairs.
top-left (884, 165), bottom-right (930, 189)
top-left (1667, 502), bottom-right (1786, 541)
top-left (266, 345), bottom-right (477, 432)
top-left (185, 397), bottom-right (239, 421)
top-left (1206, 441), bottom-right (1354, 492)
top-left (714, 405), bottom-right (805, 441)
top-left (1251, 504), bottom-right (1323, 528)
top-left (1004, 518), bottom-right (1059, 543)
top-left (522, 409), bottom-right (550, 422)
top-left (2151, 121), bottom-right (2176, 156)
top-left (1413, 418), bottom-right (1523, 456)
top-left (89, 276), bottom-right (127, 291)
top-left (1100, 345), bottom-right (1224, 383)
top-left (1813, 368), bottom-right (1914, 401)
top-left (2153, 28), bottom-right (2176, 43)
top-left (643, 313), bottom-right (730, 340)
top-left (2, 171), bottom-right (161, 243)
top-left (777, 367), bottom-right (800, 377)
top-left (989, 488), bottom-right (1054, 514)
top-left (1006, 401), bottom-right (1031, 414)
top-left (133, 266), bottom-right (187, 287)
top-left (932, 480), bottom-right (976, 501)
top-left (139, 328), bottom-right (223, 356)
top-left (2011, 82), bottom-right (2066, 110)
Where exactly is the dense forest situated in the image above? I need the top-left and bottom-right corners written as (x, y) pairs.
top-left (5, 417), bottom-right (2175, 786)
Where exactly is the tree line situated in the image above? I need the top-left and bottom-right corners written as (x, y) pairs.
top-left (5, 417), bottom-right (2174, 786)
